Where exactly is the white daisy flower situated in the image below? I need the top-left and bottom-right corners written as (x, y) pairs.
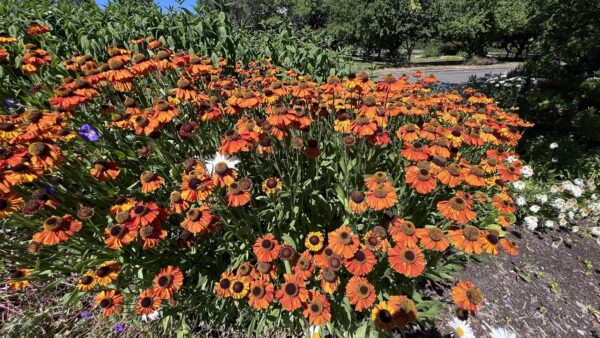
top-left (535, 194), bottom-right (548, 204)
top-left (549, 142), bottom-right (558, 149)
top-left (490, 327), bottom-right (516, 338)
top-left (544, 220), bottom-right (555, 228)
top-left (591, 227), bottom-right (600, 237)
top-left (520, 165), bottom-right (533, 178)
top-left (524, 216), bottom-right (538, 231)
top-left (448, 317), bottom-right (475, 338)
top-left (515, 196), bottom-right (527, 206)
top-left (142, 310), bottom-right (160, 322)
top-left (512, 181), bottom-right (526, 191)
top-left (203, 152), bottom-right (240, 174)
top-left (529, 205), bottom-right (541, 213)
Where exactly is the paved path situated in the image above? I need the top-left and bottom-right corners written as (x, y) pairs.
top-left (374, 62), bottom-right (522, 84)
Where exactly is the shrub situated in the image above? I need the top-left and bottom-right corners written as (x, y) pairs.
top-left (1, 18), bottom-right (530, 338)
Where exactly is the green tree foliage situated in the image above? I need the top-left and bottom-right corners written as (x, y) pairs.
top-left (438, 0), bottom-right (495, 58)
top-left (492, 0), bottom-right (539, 58)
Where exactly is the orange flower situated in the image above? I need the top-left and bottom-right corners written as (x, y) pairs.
top-left (0, 192), bottom-right (23, 219)
top-left (436, 163), bottom-right (464, 188)
top-left (96, 290), bottom-right (123, 316)
top-left (215, 271), bottom-right (235, 298)
top-left (153, 266), bottom-right (184, 299)
top-left (136, 289), bottom-right (161, 315)
top-left (76, 271), bottom-right (97, 291)
top-left (416, 227), bottom-right (449, 252)
top-left (364, 172), bottom-right (390, 190)
top-left (226, 181), bottom-right (251, 207)
top-left (328, 226), bottom-right (360, 259)
top-left (500, 238), bottom-right (519, 255)
top-left (248, 279), bottom-right (274, 310)
top-left (348, 191), bottom-right (368, 213)
top-left (388, 218), bottom-right (418, 246)
top-left (365, 184), bottom-right (397, 211)
top-left (103, 223), bottom-right (137, 250)
top-left (452, 280), bottom-right (483, 313)
top-left (139, 222), bottom-right (168, 249)
top-left (169, 191), bottom-right (189, 214)
top-left (94, 260), bottom-right (120, 286)
top-left (275, 273), bottom-right (308, 311)
top-left (318, 267), bottom-right (340, 294)
top-left (90, 161), bottom-right (121, 181)
top-left (492, 193), bottom-right (516, 214)
top-left (350, 115), bottom-right (378, 137)
top-left (32, 215), bottom-right (82, 245)
top-left (448, 225), bottom-right (487, 254)
top-left (180, 172), bottom-right (214, 203)
top-left (401, 142), bottom-right (430, 161)
top-left (388, 243), bottom-right (426, 277)
top-left (262, 177), bottom-right (283, 195)
top-left (219, 129), bottom-right (256, 154)
top-left (253, 234), bottom-right (280, 262)
top-left (464, 165), bottom-right (487, 187)
top-left (181, 205), bottom-right (215, 234)
top-left (27, 142), bottom-right (62, 170)
top-left (129, 202), bottom-right (164, 228)
top-left (482, 230), bottom-right (501, 255)
top-left (302, 290), bottom-right (331, 325)
top-left (7, 268), bottom-right (32, 291)
top-left (344, 247), bottom-right (376, 276)
top-left (405, 166), bottom-right (437, 194)
top-left (140, 171), bottom-right (165, 193)
top-left (293, 250), bottom-right (315, 279)
top-left (437, 192), bottom-right (476, 224)
top-left (388, 295), bottom-right (418, 328)
top-left (345, 276), bottom-right (376, 311)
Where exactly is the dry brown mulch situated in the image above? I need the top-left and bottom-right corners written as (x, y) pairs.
top-left (434, 230), bottom-right (600, 338)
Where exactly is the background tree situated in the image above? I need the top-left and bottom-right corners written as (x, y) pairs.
top-left (493, 0), bottom-right (538, 58)
top-left (438, 0), bottom-right (496, 59)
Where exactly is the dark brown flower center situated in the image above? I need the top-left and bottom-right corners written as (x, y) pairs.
top-left (96, 266), bottom-right (110, 278)
top-left (378, 309), bottom-right (392, 323)
top-left (232, 281), bottom-right (244, 293)
top-left (157, 275), bottom-right (172, 288)
top-left (140, 225), bottom-right (155, 238)
top-left (219, 278), bottom-right (231, 289)
top-left (265, 178), bottom-right (278, 189)
top-left (261, 239), bottom-right (273, 250)
top-left (188, 177), bottom-right (202, 190)
top-left (340, 231), bottom-right (353, 245)
top-left (309, 301), bottom-right (323, 315)
top-left (80, 275), bottom-right (93, 285)
top-left (404, 250), bottom-right (416, 262)
top-left (99, 298), bottom-right (113, 308)
top-left (358, 284), bottom-right (370, 297)
top-left (284, 282), bottom-right (298, 297)
top-left (110, 225), bottom-right (124, 237)
top-left (225, 130), bottom-right (239, 141)
top-left (450, 197), bottom-right (466, 210)
top-left (251, 285), bottom-right (265, 298)
top-left (309, 235), bottom-right (320, 245)
top-left (354, 250), bottom-right (366, 262)
top-left (0, 198), bottom-right (7, 210)
top-left (140, 297), bottom-right (153, 308)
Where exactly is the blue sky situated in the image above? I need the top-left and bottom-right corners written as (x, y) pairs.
top-left (95, 0), bottom-right (196, 11)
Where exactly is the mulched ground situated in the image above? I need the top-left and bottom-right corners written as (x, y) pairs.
top-left (434, 230), bottom-right (600, 338)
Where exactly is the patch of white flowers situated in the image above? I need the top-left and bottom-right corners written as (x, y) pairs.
top-left (513, 175), bottom-right (599, 235)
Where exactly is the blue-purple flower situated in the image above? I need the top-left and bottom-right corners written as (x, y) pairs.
top-left (113, 324), bottom-right (124, 333)
top-left (78, 124), bottom-right (100, 142)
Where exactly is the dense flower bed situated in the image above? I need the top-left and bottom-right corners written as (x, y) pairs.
top-left (1, 24), bottom-right (531, 336)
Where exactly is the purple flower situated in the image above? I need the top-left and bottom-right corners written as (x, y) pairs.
top-left (78, 124), bottom-right (100, 142)
top-left (44, 183), bottom-right (57, 195)
top-left (80, 310), bottom-right (91, 320)
top-left (113, 324), bottom-right (124, 333)
top-left (4, 99), bottom-right (14, 108)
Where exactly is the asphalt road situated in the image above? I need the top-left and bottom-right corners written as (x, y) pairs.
top-left (374, 62), bottom-right (522, 84)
